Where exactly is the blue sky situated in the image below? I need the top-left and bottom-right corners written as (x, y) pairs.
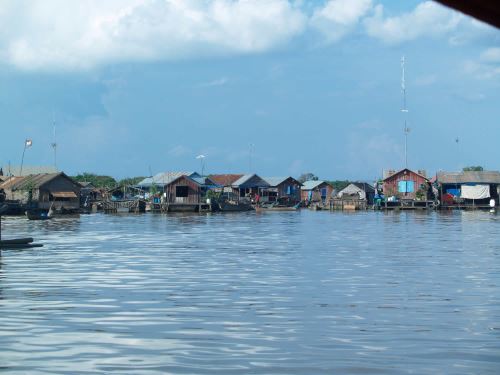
top-left (0, 0), bottom-right (499, 181)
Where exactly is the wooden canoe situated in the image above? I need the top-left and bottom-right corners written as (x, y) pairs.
top-left (0, 238), bottom-right (34, 244)
top-left (0, 242), bottom-right (43, 249)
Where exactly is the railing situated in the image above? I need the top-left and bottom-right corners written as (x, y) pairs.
top-left (330, 198), bottom-right (367, 210)
top-left (102, 199), bottom-right (145, 213)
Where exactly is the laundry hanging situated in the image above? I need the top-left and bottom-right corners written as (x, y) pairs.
top-left (461, 184), bottom-right (490, 199)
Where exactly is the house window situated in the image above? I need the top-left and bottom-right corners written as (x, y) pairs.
top-left (398, 180), bottom-right (415, 193)
top-left (321, 188), bottom-right (327, 198)
top-left (176, 186), bottom-right (189, 197)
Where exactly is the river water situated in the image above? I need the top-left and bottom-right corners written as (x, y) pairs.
top-left (0, 210), bottom-right (499, 374)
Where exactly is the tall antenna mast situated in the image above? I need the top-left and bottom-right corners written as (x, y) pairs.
top-left (51, 115), bottom-right (57, 170)
top-left (401, 56), bottom-right (409, 169)
top-left (248, 143), bottom-right (254, 173)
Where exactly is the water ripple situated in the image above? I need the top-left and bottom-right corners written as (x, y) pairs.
top-left (0, 211), bottom-right (499, 374)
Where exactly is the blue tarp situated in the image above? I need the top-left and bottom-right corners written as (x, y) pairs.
top-left (398, 180), bottom-right (415, 193)
top-left (446, 188), bottom-right (460, 197)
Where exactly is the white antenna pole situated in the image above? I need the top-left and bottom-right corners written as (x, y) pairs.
top-left (401, 56), bottom-right (409, 169)
top-left (51, 115), bottom-right (57, 170)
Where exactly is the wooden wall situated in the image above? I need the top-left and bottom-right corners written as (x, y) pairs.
top-left (301, 182), bottom-right (333, 203)
top-left (166, 175), bottom-right (201, 204)
top-left (276, 178), bottom-right (301, 202)
top-left (383, 169), bottom-right (428, 200)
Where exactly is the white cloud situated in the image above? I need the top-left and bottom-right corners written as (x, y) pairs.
top-left (464, 47), bottom-right (500, 80)
top-left (0, 0), bottom-right (496, 71)
top-left (310, 0), bottom-right (373, 42)
top-left (481, 47), bottom-right (500, 63)
top-left (364, 1), bottom-right (462, 44)
top-left (0, 0), bottom-right (306, 71)
top-left (463, 60), bottom-right (500, 80)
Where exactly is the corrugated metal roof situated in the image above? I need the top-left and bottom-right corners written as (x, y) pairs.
top-left (437, 171), bottom-right (500, 184)
top-left (0, 173), bottom-right (80, 191)
top-left (263, 177), bottom-right (293, 187)
top-left (191, 176), bottom-right (219, 186)
top-left (232, 174), bottom-right (269, 188)
top-left (0, 176), bottom-right (24, 190)
top-left (232, 174), bottom-right (253, 186)
top-left (301, 180), bottom-right (325, 190)
top-left (351, 182), bottom-right (375, 192)
top-left (136, 171), bottom-right (197, 187)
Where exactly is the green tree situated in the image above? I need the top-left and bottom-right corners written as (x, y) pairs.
top-left (327, 180), bottom-right (350, 191)
top-left (118, 176), bottom-right (146, 186)
top-left (72, 173), bottom-right (117, 189)
top-left (298, 173), bottom-right (319, 183)
top-left (462, 166), bottom-right (483, 172)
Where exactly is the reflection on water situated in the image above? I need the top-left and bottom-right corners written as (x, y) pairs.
top-left (0, 211), bottom-right (499, 374)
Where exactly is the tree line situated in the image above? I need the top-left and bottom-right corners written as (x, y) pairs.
top-left (71, 173), bottom-right (145, 189)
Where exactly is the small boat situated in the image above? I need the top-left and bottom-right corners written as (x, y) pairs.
top-left (0, 238), bottom-right (43, 249)
top-left (218, 201), bottom-right (254, 212)
top-left (1, 237), bottom-right (34, 244)
top-left (0, 241), bottom-right (43, 249)
top-left (256, 202), bottom-right (301, 212)
top-left (26, 208), bottom-right (52, 220)
top-left (1, 205), bottom-right (44, 249)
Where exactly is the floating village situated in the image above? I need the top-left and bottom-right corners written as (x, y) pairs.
top-left (1, 165), bottom-right (499, 221)
top-left (1, 57), bottom-right (499, 247)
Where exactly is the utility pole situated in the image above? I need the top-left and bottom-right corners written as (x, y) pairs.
top-left (51, 118), bottom-right (57, 170)
top-left (401, 56), bottom-right (410, 169)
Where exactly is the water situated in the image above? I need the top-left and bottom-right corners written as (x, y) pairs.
top-left (0, 211), bottom-right (499, 374)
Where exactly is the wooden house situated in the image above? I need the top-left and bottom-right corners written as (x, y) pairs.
top-left (301, 180), bottom-right (334, 205)
top-left (262, 177), bottom-right (302, 204)
top-left (0, 172), bottom-right (81, 211)
top-left (436, 170), bottom-right (500, 208)
top-left (136, 171), bottom-right (201, 193)
top-left (80, 181), bottom-right (102, 203)
top-left (165, 175), bottom-right (202, 205)
top-left (163, 174), bottom-right (216, 212)
top-left (382, 169), bottom-right (429, 200)
top-left (337, 182), bottom-right (375, 203)
top-left (231, 174), bottom-right (269, 203)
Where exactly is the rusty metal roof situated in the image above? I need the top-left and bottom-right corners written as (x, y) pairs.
top-left (209, 174), bottom-right (244, 186)
top-left (382, 168), bottom-right (429, 182)
top-left (437, 171), bottom-right (500, 184)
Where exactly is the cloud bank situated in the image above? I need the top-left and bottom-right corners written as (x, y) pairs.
top-left (0, 0), bottom-right (491, 71)
top-left (0, 0), bottom-right (306, 71)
